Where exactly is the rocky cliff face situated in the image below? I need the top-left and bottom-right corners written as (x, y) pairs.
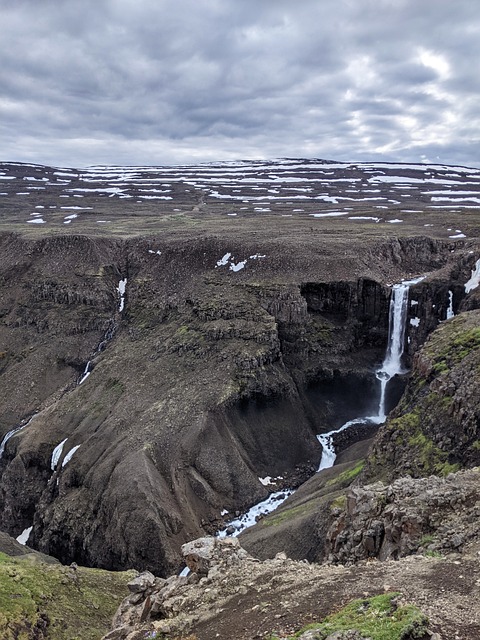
top-left (0, 158), bottom-right (479, 579)
top-left (0, 229), bottom-right (469, 576)
top-left (365, 308), bottom-right (480, 483)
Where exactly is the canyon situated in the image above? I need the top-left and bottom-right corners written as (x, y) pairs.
top-left (0, 158), bottom-right (479, 638)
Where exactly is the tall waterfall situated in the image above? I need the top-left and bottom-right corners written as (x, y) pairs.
top-left (375, 282), bottom-right (410, 421)
top-left (317, 275), bottom-right (425, 470)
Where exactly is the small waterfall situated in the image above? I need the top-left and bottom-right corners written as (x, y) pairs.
top-left (0, 414), bottom-right (37, 460)
top-left (77, 321), bottom-right (116, 386)
top-left (78, 361), bottom-right (91, 385)
top-left (446, 290), bottom-right (454, 320)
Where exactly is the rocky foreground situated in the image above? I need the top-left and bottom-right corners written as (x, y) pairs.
top-left (92, 464), bottom-right (478, 640)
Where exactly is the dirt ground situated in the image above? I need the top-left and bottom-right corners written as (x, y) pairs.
top-left (180, 544), bottom-right (480, 640)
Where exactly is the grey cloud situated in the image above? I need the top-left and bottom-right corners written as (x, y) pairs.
top-left (0, 0), bottom-right (479, 167)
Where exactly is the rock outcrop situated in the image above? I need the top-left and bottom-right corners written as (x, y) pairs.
top-left (365, 309), bottom-right (480, 483)
top-left (326, 468), bottom-right (480, 564)
top-left (101, 532), bottom-right (480, 640)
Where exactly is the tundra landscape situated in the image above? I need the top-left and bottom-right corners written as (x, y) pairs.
top-left (0, 158), bottom-right (479, 639)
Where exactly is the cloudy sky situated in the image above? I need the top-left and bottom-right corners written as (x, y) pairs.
top-left (1, 0), bottom-right (479, 168)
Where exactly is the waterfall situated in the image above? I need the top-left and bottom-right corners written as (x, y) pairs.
top-left (0, 414), bottom-right (37, 460)
top-left (375, 281), bottom-right (411, 421)
top-left (317, 275), bottom-right (425, 469)
top-left (446, 290), bottom-right (454, 320)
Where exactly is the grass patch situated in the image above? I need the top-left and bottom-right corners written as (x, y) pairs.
top-left (270, 593), bottom-right (428, 640)
top-left (262, 502), bottom-right (315, 527)
top-left (428, 325), bottom-right (480, 374)
top-left (325, 461), bottom-right (365, 488)
top-left (330, 494), bottom-right (347, 511)
top-left (407, 431), bottom-right (459, 477)
top-left (0, 552), bottom-right (133, 640)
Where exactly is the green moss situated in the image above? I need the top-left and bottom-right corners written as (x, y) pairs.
top-left (471, 440), bottom-right (480, 451)
top-left (325, 461), bottom-right (365, 488)
top-left (428, 326), bottom-right (480, 374)
top-left (407, 431), bottom-right (459, 477)
top-left (0, 552), bottom-right (133, 640)
top-left (432, 360), bottom-right (449, 374)
top-left (420, 534), bottom-right (435, 546)
top-left (388, 410), bottom-right (420, 433)
top-left (272, 593), bottom-right (428, 640)
top-left (262, 502), bottom-right (315, 527)
top-left (330, 494), bottom-right (347, 511)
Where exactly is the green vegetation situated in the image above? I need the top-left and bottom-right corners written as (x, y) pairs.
top-left (419, 534), bottom-right (435, 546)
top-left (330, 494), bottom-right (347, 511)
top-left (0, 552), bottom-right (133, 640)
top-left (262, 502), bottom-right (315, 527)
top-left (407, 431), bottom-right (459, 477)
top-left (325, 460), bottom-right (364, 488)
top-left (427, 325), bottom-right (480, 376)
top-left (374, 395), bottom-right (459, 478)
top-left (268, 593), bottom-right (428, 640)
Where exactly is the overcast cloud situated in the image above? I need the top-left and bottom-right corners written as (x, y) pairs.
top-left (1, 0), bottom-right (479, 167)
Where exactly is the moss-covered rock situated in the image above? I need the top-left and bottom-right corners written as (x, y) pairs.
top-left (0, 551), bottom-right (133, 640)
top-left (366, 309), bottom-right (480, 482)
top-left (273, 593), bottom-right (429, 640)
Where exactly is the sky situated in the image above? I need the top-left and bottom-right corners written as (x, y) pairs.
top-left (1, 0), bottom-right (479, 168)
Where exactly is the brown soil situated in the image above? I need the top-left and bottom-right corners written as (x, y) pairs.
top-left (184, 545), bottom-right (480, 640)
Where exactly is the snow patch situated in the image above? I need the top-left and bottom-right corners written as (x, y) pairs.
top-left (16, 526), bottom-right (33, 546)
top-left (117, 279), bottom-right (127, 312)
top-left (230, 260), bottom-right (246, 272)
top-left (51, 438), bottom-right (68, 470)
top-left (216, 253), bottom-right (231, 267)
top-left (62, 445), bottom-right (81, 468)
top-left (465, 259), bottom-right (480, 293)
